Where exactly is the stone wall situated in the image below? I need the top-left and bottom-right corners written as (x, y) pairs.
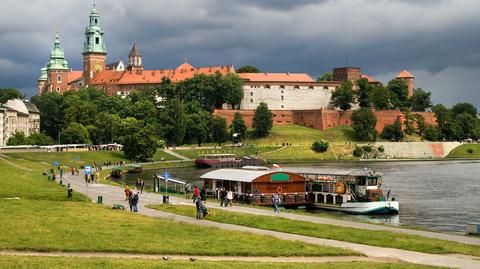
top-left (213, 109), bottom-right (293, 127)
top-left (372, 142), bottom-right (462, 158)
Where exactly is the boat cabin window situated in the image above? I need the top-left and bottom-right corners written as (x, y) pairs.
top-left (367, 177), bottom-right (378, 186)
top-left (357, 176), bottom-right (367, 186)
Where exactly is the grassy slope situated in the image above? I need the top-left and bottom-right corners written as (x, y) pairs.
top-left (0, 256), bottom-right (444, 269)
top-left (149, 204), bottom-right (480, 257)
top-left (0, 158), bottom-right (350, 257)
top-left (4, 149), bottom-right (179, 168)
top-left (261, 143), bottom-right (356, 162)
top-left (447, 144), bottom-right (480, 158)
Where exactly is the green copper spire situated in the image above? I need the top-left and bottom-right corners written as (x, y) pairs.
top-left (83, 3), bottom-right (107, 54)
top-left (47, 33), bottom-right (69, 70)
top-left (38, 65), bottom-right (48, 81)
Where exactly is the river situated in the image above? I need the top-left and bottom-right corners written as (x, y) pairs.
top-left (121, 160), bottom-right (480, 233)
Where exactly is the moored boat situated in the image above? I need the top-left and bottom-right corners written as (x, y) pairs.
top-left (195, 154), bottom-right (262, 169)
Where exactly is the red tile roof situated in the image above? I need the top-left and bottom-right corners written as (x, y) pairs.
top-left (67, 70), bottom-right (83, 84)
top-left (396, 70), bottom-right (414, 78)
top-left (90, 63), bottom-right (234, 86)
top-left (238, 72), bottom-right (314, 83)
top-left (360, 74), bottom-right (378, 83)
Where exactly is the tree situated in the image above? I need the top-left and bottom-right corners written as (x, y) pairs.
top-left (330, 80), bottom-right (355, 111)
top-left (316, 72), bottom-right (333, 82)
top-left (230, 112), bottom-right (247, 139)
top-left (410, 88), bottom-right (432, 112)
top-left (91, 112), bottom-right (122, 144)
top-left (432, 104), bottom-right (449, 140)
top-left (236, 65), bottom-right (260, 73)
top-left (451, 102), bottom-right (477, 116)
top-left (211, 116), bottom-right (229, 146)
top-left (120, 118), bottom-right (157, 161)
top-left (6, 132), bottom-right (27, 145)
top-left (311, 140), bottom-right (329, 153)
top-left (221, 72), bottom-right (244, 109)
top-left (381, 119), bottom-right (404, 142)
top-left (356, 78), bottom-right (371, 108)
top-left (27, 133), bottom-right (54, 145)
top-left (351, 108), bottom-right (377, 141)
top-left (387, 79), bottom-right (409, 109)
top-left (252, 102), bottom-right (273, 137)
top-left (455, 113), bottom-right (480, 139)
top-left (60, 123), bottom-right (91, 144)
top-left (0, 88), bottom-right (24, 104)
top-left (369, 85), bottom-right (390, 110)
top-left (183, 103), bottom-right (211, 146)
top-left (31, 92), bottom-right (65, 139)
top-left (424, 126), bottom-right (439, 141)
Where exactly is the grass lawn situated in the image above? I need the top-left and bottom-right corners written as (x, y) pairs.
top-left (4, 149), bottom-right (179, 168)
top-left (261, 143), bottom-right (356, 162)
top-left (174, 146), bottom-right (280, 159)
top-left (447, 144), bottom-right (480, 158)
top-left (246, 125), bottom-right (355, 146)
top-left (0, 157), bottom-right (352, 257)
top-left (0, 256), bottom-right (444, 269)
top-left (149, 204), bottom-right (480, 257)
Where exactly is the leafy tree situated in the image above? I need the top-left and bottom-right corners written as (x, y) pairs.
top-left (230, 112), bottom-right (247, 139)
top-left (443, 120), bottom-right (463, 141)
top-left (451, 102), bottom-right (477, 116)
top-left (432, 104), bottom-right (449, 140)
top-left (31, 92), bottom-right (65, 139)
top-left (311, 140), bottom-right (329, 153)
top-left (356, 78), bottom-right (371, 108)
top-left (221, 73), bottom-right (244, 109)
top-left (211, 116), bottom-right (229, 146)
top-left (60, 123), bottom-right (91, 144)
top-left (316, 72), bottom-right (333, 82)
top-left (351, 108), bottom-right (377, 141)
top-left (252, 102), bottom-right (273, 137)
top-left (236, 65), bottom-right (260, 73)
top-left (381, 119), bottom-right (404, 142)
top-left (330, 80), bottom-right (355, 111)
top-left (410, 88), bottom-right (432, 112)
top-left (413, 114), bottom-right (426, 136)
top-left (423, 126), bottom-right (439, 141)
top-left (128, 99), bottom-right (157, 124)
top-left (0, 88), bottom-right (24, 104)
top-left (183, 102), bottom-right (211, 146)
top-left (369, 85), bottom-right (390, 110)
top-left (403, 111), bottom-right (415, 135)
top-left (91, 112), bottom-right (122, 144)
top-left (119, 118), bottom-right (157, 161)
top-left (6, 132), bottom-right (27, 145)
top-left (27, 133), bottom-right (54, 145)
top-left (387, 79), bottom-right (409, 109)
top-left (455, 113), bottom-right (480, 139)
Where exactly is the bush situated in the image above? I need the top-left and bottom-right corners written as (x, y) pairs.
top-left (353, 146), bottom-right (363, 157)
top-left (378, 145), bottom-right (385, 153)
top-left (424, 126), bottom-right (439, 141)
top-left (467, 148), bottom-right (474, 154)
top-left (311, 140), bottom-right (329, 153)
top-left (381, 119), bottom-right (404, 142)
top-left (362, 145), bottom-right (372, 153)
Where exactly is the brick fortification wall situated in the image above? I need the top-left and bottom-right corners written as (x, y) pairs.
top-left (214, 109), bottom-right (436, 132)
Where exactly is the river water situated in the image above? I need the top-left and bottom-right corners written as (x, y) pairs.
top-left (122, 160), bottom-right (480, 233)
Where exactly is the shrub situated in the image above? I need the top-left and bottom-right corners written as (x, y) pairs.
top-left (424, 126), bottom-right (439, 141)
top-left (311, 140), bottom-right (329, 153)
top-left (381, 119), bottom-right (404, 142)
top-left (467, 148), bottom-right (474, 154)
top-left (378, 145), bottom-right (385, 153)
top-left (353, 146), bottom-right (363, 157)
top-left (362, 145), bottom-right (372, 153)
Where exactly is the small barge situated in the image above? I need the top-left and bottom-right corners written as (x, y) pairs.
top-left (195, 154), bottom-right (262, 169)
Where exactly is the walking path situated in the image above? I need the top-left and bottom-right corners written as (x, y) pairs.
top-left (162, 149), bottom-right (192, 161)
top-left (58, 172), bottom-right (480, 269)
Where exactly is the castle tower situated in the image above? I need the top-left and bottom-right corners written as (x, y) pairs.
top-left (127, 42), bottom-right (143, 72)
top-left (396, 70), bottom-right (415, 97)
top-left (46, 33), bottom-right (70, 94)
top-left (37, 65), bottom-right (48, 95)
top-left (82, 3), bottom-right (107, 86)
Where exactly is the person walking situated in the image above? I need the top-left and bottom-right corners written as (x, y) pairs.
top-left (192, 185), bottom-right (200, 203)
top-left (131, 192), bottom-right (139, 212)
top-left (140, 180), bottom-right (144, 194)
top-left (272, 192), bottom-right (281, 213)
top-left (124, 185), bottom-right (132, 200)
top-left (195, 196), bottom-right (202, 220)
top-left (219, 188), bottom-right (227, 207)
top-left (135, 178), bottom-right (141, 191)
top-left (226, 190), bottom-right (233, 207)
top-left (200, 186), bottom-right (206, 202)
top-left (184, 183), bottom-right (192, 200)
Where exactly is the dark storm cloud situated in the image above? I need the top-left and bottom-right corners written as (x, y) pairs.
top-left (0, 0), bottom-right (479, 107)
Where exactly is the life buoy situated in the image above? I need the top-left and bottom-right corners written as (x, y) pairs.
top-left (276, 186), bottom-right (283, 193)
top-left (335, 182), bottom-right (345, 194)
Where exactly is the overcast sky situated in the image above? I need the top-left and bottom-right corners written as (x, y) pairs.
top-left (1, 0), bottom-right (479, 108)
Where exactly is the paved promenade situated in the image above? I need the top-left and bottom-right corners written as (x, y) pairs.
top-left (58, 171), bottom-right (480, 269)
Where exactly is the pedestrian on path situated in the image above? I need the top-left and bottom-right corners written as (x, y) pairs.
top-left (135, 178), bottom-right (141, 191)
top-left (184, 183), bottom-right (192, 199)
top-left (272, 192), bottom-right (281, 213)
top-left (200, 186), bottom-right (207, 202)
top-left (131, 192), bottom-right (139, 212)
top-left (219, 188), bottom-right (227, 207)
top-left (140, 180), bottom-right (144, 194)
top-left (192, 185), bottom-right (199, 203)
top-left (124, 185), bottom-right (132, 200)
top-left (226, 190), bottom-right (233, 207)
top-left (127, 191), bottom-right (133, 211)
top-left (195, 197), bottom-right (202, 220)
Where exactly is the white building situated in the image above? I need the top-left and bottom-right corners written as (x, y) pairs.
top-left (238, 73), bottom-right (340, 110)
top-left (0, 99), bottom-right (40, 146)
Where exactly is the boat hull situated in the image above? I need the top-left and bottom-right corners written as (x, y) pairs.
top-left (314, 201), bottom-right (399, 214)
top-left (195, 158), bottom-right (262, 169)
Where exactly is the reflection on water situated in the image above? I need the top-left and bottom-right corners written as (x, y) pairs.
top-left (122, 160), bottom-right (480, 233)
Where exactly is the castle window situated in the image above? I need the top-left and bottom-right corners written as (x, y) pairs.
top-left (280, 85), bottom-right (285, 89)
top-left (57, 75), bottom-right (62, 83)
top-left (250, 92), bottom-right (253, 96)
top-left (281, 105), bottom-right (284, 108)
top-left (56, 87), bottom-right (60, 92)
top-left (250, 99), bottom-right (253, 103)
top-left (265, 85), bottom-right (270, 89)
top-left (281, 90), bottom-right (284, 94)
top-left (95, 37), bottom-right (99, 44)
top-left (95, 18), bottom-right (98, 24)
top-left (281, 95), bottom-right (284, 100)
top-left (323, 86), bottom-right (328, 90)
top-left (309, 86), bottom-right (314, 89)
top-left (294, 85), bottom-right (300, 89)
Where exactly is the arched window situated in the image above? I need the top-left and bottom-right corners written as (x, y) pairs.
top-left (56, 87), bottom-right (60, 92)
top-left (57, 75), bottom-right (62, 83)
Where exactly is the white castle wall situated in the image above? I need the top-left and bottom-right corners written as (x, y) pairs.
top-left (373, 142), bottom-right (462, 158)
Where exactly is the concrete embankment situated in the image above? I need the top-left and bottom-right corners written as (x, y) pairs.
top-left (373, 142), bottom-right (462, 158)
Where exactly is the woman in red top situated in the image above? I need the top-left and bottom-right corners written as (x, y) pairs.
top-left (192, 186), bottom-right (200, 203)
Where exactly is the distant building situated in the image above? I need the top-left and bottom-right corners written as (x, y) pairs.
top-left (396, 70), bottom-right (415, 96)
top-left (0, 99), bottom-right (40, 146)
